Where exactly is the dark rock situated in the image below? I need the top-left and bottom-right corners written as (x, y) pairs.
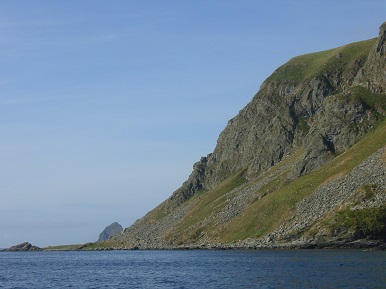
top-left (97, 222), bottom-right (123, 243)
top-left (5, 242), bottom-right (42, 252)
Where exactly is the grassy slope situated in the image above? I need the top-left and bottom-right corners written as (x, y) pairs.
top-left (43, 244), bottom-right (87, 251)
top-left (46, 241), bottom-right (118, 251)
top-left (165, 172), bottom-right (247, 244)
top-left (266, 38), bottom-right (376, 84)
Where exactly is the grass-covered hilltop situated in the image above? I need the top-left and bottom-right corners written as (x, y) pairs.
top-left (85, 22), bottom-right (386, 250)
top-left (10, 22), bottom-right (381, 252)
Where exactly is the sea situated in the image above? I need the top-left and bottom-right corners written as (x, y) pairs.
top-left (0, 249), bottom-right (385, 288)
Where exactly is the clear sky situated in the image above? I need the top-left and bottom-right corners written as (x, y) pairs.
top-left (0, 1), bottom-right (384, 248)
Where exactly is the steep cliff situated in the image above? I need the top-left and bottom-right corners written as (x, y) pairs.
top-left (102, 23), bottom-right (385, 250)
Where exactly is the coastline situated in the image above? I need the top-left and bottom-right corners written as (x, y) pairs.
top-left (4, 238), bottom-right (384, 252)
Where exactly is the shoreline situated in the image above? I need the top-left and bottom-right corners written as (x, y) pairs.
top-left (3, 238), bottom-right (385, 252)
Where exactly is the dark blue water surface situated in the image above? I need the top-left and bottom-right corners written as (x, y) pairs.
top-left (0, 249), bottom-right (385, 288)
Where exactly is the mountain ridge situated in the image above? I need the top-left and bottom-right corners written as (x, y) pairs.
top-left (93, 22), bottom-right (386, 250)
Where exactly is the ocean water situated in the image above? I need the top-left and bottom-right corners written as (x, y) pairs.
top-left (0, 249), bottom-right (385, 288)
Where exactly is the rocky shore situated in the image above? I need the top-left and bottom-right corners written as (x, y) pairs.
top-left (79, 238), bottom-right (386, 251)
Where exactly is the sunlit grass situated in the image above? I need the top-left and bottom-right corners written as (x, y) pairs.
top-left (266, 38), bottom-right (376, 84)
top-left (165, 171), bottom-right (247, 243)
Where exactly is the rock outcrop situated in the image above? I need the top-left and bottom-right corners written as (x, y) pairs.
top-left (353, 22), bottom-right (386, 93)
top-left (101, 23), bottom-right (386, 250)
top-left (97, 222), bottom-right (123, 243)
top-left (5, 242), bottom-right (42, 252)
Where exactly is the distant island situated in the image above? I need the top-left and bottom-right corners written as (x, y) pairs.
top-left (3, 242), bottom-right (42, 252)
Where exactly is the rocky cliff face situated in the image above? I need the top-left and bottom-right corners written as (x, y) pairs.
top-left (354, 22), bottom-right (386, 93)
top-left (97, 222), bottom-right (123, 243)
top-left (104, 23), bottom-right (386, 250)
top-left (166, 23), bottom-right (385, 211)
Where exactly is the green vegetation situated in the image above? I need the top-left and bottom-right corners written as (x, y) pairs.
top-left (43, 244), bottom-right (87, 251)
top-left (166, 171), bottom-right (247, 243)
top-left (332, 206), bottom-right (386, 241)
top-left (80, 242), bottom-right (116, 250)
top-left (297, 117), bottom-right (311, 134)
top-left (346, 86), bottom-right (386, 112)
top-left (43, 241), bottom-right (119, 251)
top-left (266, 38), bottom-right (376, 83)
top-left (144, 200), bottom-right (170, 223)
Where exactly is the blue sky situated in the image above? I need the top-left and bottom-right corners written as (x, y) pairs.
top-left (0, 1), bottom-right (384, 248)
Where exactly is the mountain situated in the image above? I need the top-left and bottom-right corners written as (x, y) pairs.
top-left (94, 23), bottom-right (386, 250)
top-left (96, 222), bottom-right (123, 243)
